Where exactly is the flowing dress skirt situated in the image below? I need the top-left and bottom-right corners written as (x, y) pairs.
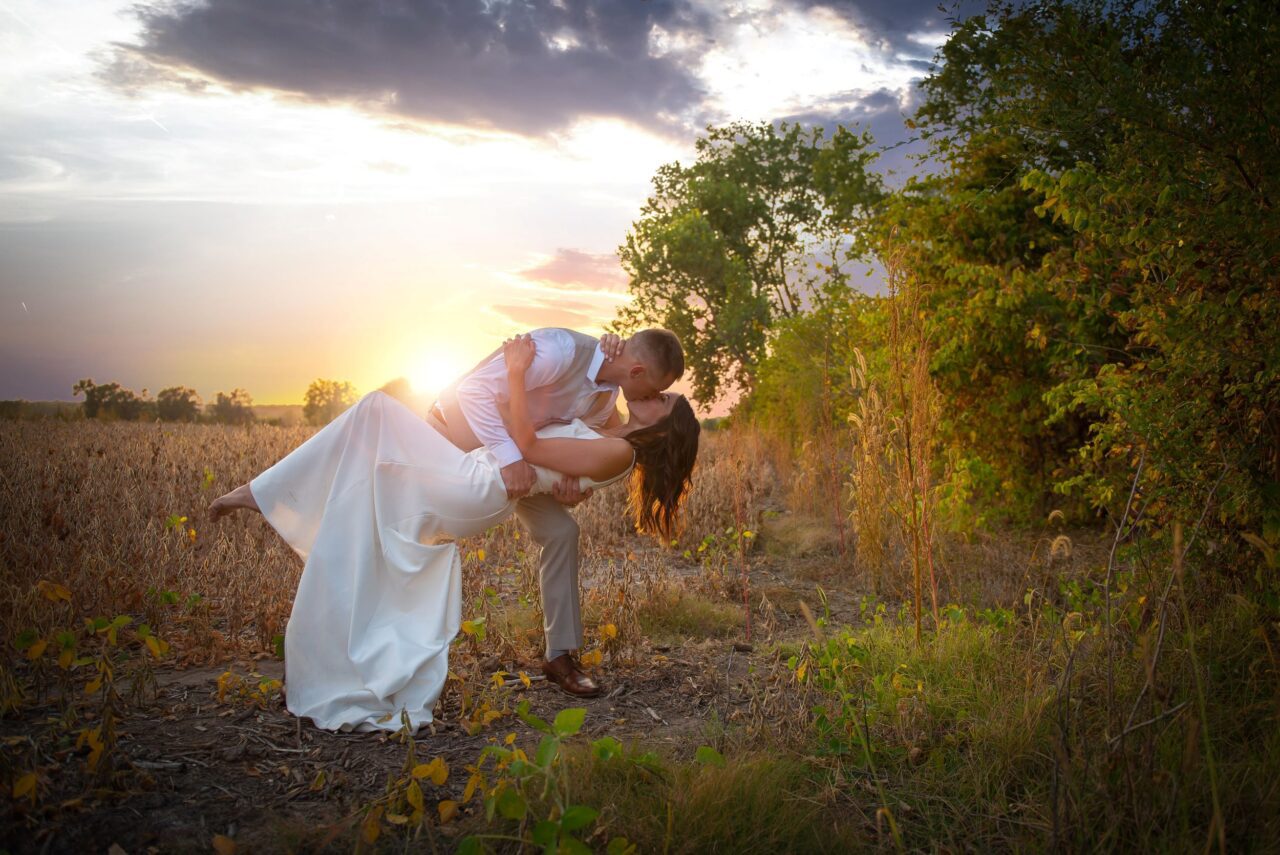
top-left (248, 390), bottom-right (513, 732)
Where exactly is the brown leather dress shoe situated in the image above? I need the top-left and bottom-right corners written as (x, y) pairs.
top-left (542, 653), bottom-right (601, 698)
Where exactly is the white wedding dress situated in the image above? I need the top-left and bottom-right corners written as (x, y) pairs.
top-left (248, 389), bottom-right (631, 733)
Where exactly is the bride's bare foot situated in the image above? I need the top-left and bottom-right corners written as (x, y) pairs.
top-left (210, 483), bottom-right (261, 522)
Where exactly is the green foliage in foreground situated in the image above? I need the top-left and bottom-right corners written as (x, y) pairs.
top-left (440, 556), bottom-right (1278, 852)
top-left (789, 578), bottom-right (1280, 850)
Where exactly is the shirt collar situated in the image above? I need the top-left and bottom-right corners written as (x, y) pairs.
top-left (587, 344), bottom-right (612, 387)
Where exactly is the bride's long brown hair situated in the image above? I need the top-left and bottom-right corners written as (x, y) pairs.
top-left (623, 396), bottom-right (700, 540)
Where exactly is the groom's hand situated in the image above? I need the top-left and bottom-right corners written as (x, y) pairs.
top-left (501, 460), bottom-right (537, 500)
top-left (552, 475), bottom-right (593, 507)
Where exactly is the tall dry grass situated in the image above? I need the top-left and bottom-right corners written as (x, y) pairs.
top-left (0, 419), bottom-right (309, 661)
top-left (882, 240), bottom-right (943, 639)
top-left (848, 348), bottom-right (893, 595)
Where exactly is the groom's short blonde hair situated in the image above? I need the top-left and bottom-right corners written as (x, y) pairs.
top-left (630, 329), bottom-right (684, 382)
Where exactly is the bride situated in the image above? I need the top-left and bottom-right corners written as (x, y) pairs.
top-left (208, 335), bottom-right (700, 732)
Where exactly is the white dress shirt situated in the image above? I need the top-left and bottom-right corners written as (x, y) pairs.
top-left (452, 329), bottom-right (618, 468)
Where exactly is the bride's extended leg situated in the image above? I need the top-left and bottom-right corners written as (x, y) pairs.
top-left (209, 482), bottom-right (261, 522)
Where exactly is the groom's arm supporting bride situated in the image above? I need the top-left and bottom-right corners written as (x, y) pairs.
top-left (499, 334), bottom-right (636, 482)
top-left (429, 330), bottom-right (626, 502)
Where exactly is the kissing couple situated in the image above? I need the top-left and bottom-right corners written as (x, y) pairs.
top-left (209, 327), bottom-right (700, 733)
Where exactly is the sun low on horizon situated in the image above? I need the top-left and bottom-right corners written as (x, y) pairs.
top-left (405, 350), bottom-right (474, 399)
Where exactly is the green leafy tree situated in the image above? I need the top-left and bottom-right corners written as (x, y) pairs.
top-left (617, 120), bottom-right (885, 402)
top-left (207, 389), bottom-right (256, 425)
top-left (744, 293), bottom-right (885, 444)
top-left (303, 379), bottom-right (359, 427)
top-left (156, 386), bottom-right (201, 422)
top-left (908, 0), bottom-right (1279, 532)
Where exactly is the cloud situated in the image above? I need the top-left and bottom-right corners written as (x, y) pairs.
top-left (100, 0), bottom-right (717, 138)
top-left (785, 0), bottom-right (986, 55)
top-left (492, 303), bottom-right (597, 329)
top-left (366, 160), bottom-right (410, 175)
top-left (517, 248), bottom-right (628, 292)
top-left (775, 84), bottom-right (933, 182)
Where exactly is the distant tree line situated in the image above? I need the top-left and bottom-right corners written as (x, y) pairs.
top-left (59, 379), bottom-right (259, 425)
top-left (0, 376), bottom-right (383, 427)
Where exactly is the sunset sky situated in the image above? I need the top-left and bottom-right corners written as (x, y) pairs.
top-left (1, 0), bottom-right (972, 411)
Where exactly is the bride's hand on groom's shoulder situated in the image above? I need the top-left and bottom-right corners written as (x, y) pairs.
top-left (503, 334), bottom-right (536, 375)
top-left (599, 332), bottom-right (625, 362)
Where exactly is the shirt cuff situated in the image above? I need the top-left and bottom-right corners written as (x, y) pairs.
top-left (491, 439), bottom-right (524, 468)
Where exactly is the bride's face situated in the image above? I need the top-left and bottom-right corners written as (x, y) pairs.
top-left (626, 391), bottom-right (679, 428)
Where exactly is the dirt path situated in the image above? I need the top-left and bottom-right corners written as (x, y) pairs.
top-left (4, 553), bottom-right (818, 853)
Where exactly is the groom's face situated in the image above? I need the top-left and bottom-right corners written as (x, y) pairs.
top-left (619, 365), bottom-right (673, 403)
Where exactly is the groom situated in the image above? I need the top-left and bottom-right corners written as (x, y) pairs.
top-left (427, 327), bottom-right (685, 697)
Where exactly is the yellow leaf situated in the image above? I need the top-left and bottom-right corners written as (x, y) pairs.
top-left (58, 648), bottom-right (73, 670)
top-left (504, 732), bottom-right (517, 745)
top-left (438, 799), bottom-right (459, 823)
top-left (36, 580), bottom-right (71, 602)
top-left (463, 773), bottom-right (481, 803)
top-left (580, 649), bottom-right (602, 667)
top-left (145, 636), bottom-right (163, 659)
top-left (518, 671), bottom-right (531, 688)
top-left (361, 810), bottom-right (381, 844)
top-left (85, 677), bottom-right (102, 696)
top-left (13, 772), bottom-right (36, 801)
top-left (796, 661), bottom-right (807, 682)
top-left (406, 780), bottom-right (424, 811)
top-left (461, 620), bottom-right (476, 636)
top-left (211, 834), bottom-right (237, 855)
top-left (481, 709), bottom-right (502, 726)
top-left (476, 549), bottom-right (486, 561)
top-left (602, 623), bottom-right (618, 639)
top-left (310, 770), bottom-right (326, 791)
top-left (385, 812), bottom-right (409, 825)
top-left (375, 710), bottom-right (395, 724)
top-left (412, 757), bottom-right (448, 786)
top-left (26, 640), bottom-right (48, 660)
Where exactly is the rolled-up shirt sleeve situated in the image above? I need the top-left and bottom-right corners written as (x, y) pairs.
top-left (454, 330), bottom-right (575, 468)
